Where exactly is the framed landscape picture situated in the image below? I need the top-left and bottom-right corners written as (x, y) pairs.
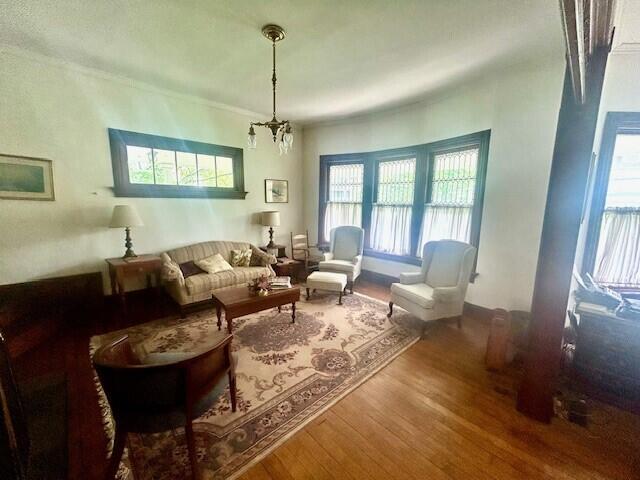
top-left (265, 179), bottom-right (288, 203)
top-left (0, 154), bottom-right (55, 201)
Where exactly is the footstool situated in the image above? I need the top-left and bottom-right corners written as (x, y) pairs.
top-left (305, 271), bottom-right (348, 305)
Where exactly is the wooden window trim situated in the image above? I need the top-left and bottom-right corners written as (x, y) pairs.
top-left (582, 112), bottom-right (640, 288)
top-left (108, 129), bottom-right (247, 199)
top-left (318, 130), bottom-right (490, 279)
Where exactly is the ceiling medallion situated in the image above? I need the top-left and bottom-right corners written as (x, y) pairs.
top-left (247, 24), bottom-right (293, 155)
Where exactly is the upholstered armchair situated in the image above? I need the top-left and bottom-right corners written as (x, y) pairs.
top-left (388, 240), bottom-right (476, 333)
top-left (319, 226), bottom-right (365, 293)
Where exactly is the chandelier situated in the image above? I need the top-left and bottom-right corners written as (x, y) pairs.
top-left (247, 24), bottom-right (293, 155)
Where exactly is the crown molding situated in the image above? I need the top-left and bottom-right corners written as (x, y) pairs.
top-left (0, 43), bottom-right (270, 122)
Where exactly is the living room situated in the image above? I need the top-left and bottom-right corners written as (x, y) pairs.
top-left (1, 1), bottom-right (639, 479)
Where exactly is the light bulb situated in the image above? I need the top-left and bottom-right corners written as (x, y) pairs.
top-left (247, 125), bottom-right (257, 149)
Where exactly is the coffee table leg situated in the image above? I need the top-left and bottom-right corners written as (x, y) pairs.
top-left (216, 305), bottom-right (222, 331)
top-left (306, 288), bottom-right (310, 300)
top-left (227, 315), bottom-right (233, 334)
top-left (291, 303), bottom-right (296, 323)
top-left (278, 305), bottom-right (282, 313)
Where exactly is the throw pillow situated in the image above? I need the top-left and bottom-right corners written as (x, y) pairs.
top-left (230, 249), bottom-right (252, 267)
top-left (195, 253), bottom-right (234, 274)
top-left (179, 261), bottom-right (206, 278)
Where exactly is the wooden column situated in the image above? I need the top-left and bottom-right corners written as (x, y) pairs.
top-left (517, 47), bottom-right (609, 422)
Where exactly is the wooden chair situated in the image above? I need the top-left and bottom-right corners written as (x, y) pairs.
top-left (93, 331), bottom-right (237, 480)
top-left (290, 230), bottom-right (324, 275)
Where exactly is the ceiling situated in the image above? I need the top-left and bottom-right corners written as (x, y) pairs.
top-left (0, 0), bottom-right (565, 124)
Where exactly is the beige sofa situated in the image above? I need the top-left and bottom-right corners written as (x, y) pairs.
top-left (160, 241), bottom-right (276, 310)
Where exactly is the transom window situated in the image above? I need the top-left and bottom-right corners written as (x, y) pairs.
top-left (109, 129), bottom-right (246, 199)
top-left (318, 130), bottom-right (490, 274)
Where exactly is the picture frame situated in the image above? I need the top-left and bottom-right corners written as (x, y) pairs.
top-left (0, 154), bottom-right (55, 201)
top-left (264, 179), bottom-right (288, 203)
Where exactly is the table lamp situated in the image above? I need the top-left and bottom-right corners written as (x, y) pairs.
top-left (261, 211), bottom-right (280, 248)
top-left (109, 205), bottom-right (144, 258)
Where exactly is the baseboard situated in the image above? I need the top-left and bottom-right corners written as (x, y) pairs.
top-left (463, 302), bottom-right (493, 322)
top-left (360, 269), bottom-right (398, 287)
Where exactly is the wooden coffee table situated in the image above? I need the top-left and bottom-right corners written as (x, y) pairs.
top-left (212, 286), bottom-right (301, 333)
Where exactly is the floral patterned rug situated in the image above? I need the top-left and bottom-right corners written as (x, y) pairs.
top-left (90, 291), bottom-right (421, 479)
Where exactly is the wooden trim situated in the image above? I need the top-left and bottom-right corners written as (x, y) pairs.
top-left (517, 47), bottom-right (609, 423)
top-left (463, 301), bottom-right (493, 323)
top-left (582, 112), bottom-right (640, 277)
top-left (0, 272), bottom-right (103, 357)
top-left (108, 129), bottom-right (247, 199)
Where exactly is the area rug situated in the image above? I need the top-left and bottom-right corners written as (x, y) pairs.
top-left (90, 291), bottom-right (420, 479)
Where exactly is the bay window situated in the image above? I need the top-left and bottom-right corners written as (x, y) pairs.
top-left (318, 130), bottom-right (489, 274)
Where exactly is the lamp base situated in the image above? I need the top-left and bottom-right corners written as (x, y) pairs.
top-left (267, 226), bottom-right (276, 249)
top-left (122, 227), bottom-right (137, 259)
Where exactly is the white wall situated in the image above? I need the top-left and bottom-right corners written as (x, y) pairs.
top-left (302, 57), bottom-right (565, 310)
top-left (0, 48), bottom-right (303, 293)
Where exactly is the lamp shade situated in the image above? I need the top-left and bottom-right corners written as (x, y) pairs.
top-left (109, 205), bottom-right (143, 228)
top-left (261, 211), bottom-right (280, 227)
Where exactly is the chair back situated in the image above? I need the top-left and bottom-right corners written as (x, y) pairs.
top-left (291, 231), bottom-right (310, 251)
top-left (330, 226), bottom-right (365, 261)
top-left (0, 330), bottom-right (29, 480)
top-left (421, 240), bottom-right (476, 290)
top-left (93, 334), bottom-right (232, 423)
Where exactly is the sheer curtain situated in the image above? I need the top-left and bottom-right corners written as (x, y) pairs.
top-left (594, 208), bottom-right (640, 287)
top-left (370, 205), bottom-right (412, 255)
top-left (418, 205), bottom-right (471, 256)
top-left (324, 202), bottom-right (362, 242)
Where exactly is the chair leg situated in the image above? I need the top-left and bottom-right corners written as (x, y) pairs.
top-left (106, 428), bottom-right (126, 480)
top-left (229, 370), bottom-right (237, 413)
top-left (338, 291), bottom-right (343, 305)
top-left (349, 280), bottom-right (354, 294)
top-left (306, 287), bottom-right (311, 300)
top-left (420, 322), bottom-right (428, 340)
top-left (184, 415), bottom-right (199, 480)
top-left (387, 302), bottom-right (394, 318)
top-left (457, 315), bottom-right (462, 329)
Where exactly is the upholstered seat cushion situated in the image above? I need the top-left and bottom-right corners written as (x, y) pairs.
top-left (185, 267), bottom-right (271, 295)
top-left (306, 271), bottom-right (348, 292)
top-left (318, 259), bottom-right (356, 274)
top-left (390, 282), bottom-right (435, 309)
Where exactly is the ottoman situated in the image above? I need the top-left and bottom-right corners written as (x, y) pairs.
top-left (305, 271), bottom-right (348, 304)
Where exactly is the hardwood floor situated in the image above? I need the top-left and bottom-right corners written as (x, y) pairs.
top-left (13, 279), bottom-right (640, 479)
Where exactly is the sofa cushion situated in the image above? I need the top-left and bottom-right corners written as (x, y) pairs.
top-left (185, 266), bottom-right (272, 295)
top-left (166, 241), bottom-right (251, 265)
top-left (195, 253), bottom-right (233, 274)
top-left (230, 249), bottom-right (252, 267)
top-left (390, 282), bottom-right (435, 309)
top-left (179, 261), bottom-right (206, 279)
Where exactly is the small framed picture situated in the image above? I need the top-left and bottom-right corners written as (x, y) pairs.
top-left (265, 179), bottom-right (288, 203)
top-left (0, 154), bottom-right (55, 201)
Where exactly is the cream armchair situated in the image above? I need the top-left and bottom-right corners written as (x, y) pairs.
top-left (388, 240), bottom-right (476, 333)
top-left (319, 226), bottom-right (365, 293)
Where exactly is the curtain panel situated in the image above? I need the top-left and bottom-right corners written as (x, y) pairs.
top-left (594, 208), bottom-right (640, 288)
top-left (417, 205), bottom-right (471, 256)
top-left (323, 202), bottom-right (362, 242)
top-left (370, 205), bottom-right (413, 256)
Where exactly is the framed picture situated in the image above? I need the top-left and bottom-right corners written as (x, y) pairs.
top-left (265, 179), bottom-right (288, 203)
top-left (0, 154), bottom-right (55, 201)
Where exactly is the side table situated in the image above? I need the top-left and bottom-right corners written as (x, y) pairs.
top-left (273, 258), bottom-right (303, 283)
top-left (106, 255), bottom-right (163, 312)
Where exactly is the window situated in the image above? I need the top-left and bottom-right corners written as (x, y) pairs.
top-left (108, 129), bottom-right (246, 199)
top-left (371, 158), bottom-right (416, 255)
top-left (584, 113), bottom-right (640, 290)
top-left (418, 146), bottom-right (479, 255)
top-left (322, 162), bottom-right (364, 241)
top-left (318, 131), bottom-right (489, 272)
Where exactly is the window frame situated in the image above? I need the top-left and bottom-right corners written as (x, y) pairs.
top-left (318, 130), bottom-right (490, 275)
top-left (582, 112), bottom-right (640, 288)
top-left (108, 129), bottom-right (247, 199)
